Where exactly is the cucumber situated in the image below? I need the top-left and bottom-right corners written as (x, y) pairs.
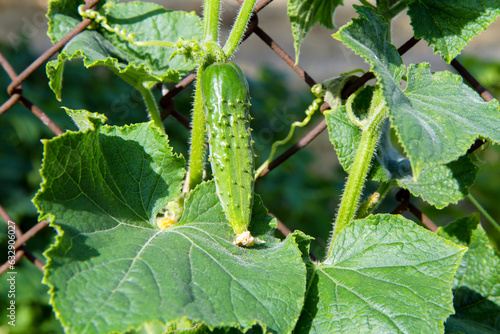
top-left (201, 62), bottom-right (256, 242)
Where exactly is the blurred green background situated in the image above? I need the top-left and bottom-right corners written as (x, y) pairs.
top-left (1, 2), bottom-right (500, 333)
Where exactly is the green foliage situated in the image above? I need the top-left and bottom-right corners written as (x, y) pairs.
top-left (333, 6), bottom-right (406, 92)
top-left (64, 108), bottom-right (108, 131)
top-left (33, 111), bottom-right (307, 333)
top-left (2, 0), bottom-right (499, 332)
top-left (334, 6), bottom-right (500, 180)
top-left (325, 103), bottom-right (480, 208)
top-left (438, 214), bottom-right (500, 333)
top-left (287, 0), bottom-right (342, 63)
top-left (295, 214), bottom-right (466, 333)
top-left (408, 0), bottom-right (500, 63)
top-left (46, 0), bottom-right (202, 100)
top-left (397, 156), bottom-right (479, 209)
top-left (395, 64), bottom-right (500, 177)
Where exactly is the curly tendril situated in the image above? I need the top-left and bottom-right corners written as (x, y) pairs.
top-left (78, 5), bottom-right (136, 42)
top-left (77, 5), bottom-right (210, 62)
top-left (254, 84), bottom-right (325, 178)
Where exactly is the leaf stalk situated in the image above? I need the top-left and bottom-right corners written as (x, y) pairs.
top-left (223, 0), bottom-right (257, 58)
top-left (468, 193), bottom-right (500, 234)
top-left (137, 84), bottom-right (164, 132)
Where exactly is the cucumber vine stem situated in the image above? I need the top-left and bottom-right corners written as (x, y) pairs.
top-left (203, 0), bottom-right (221, 43)
top-left (377, 0), bottom-right (410, 21)
top-left (186, 66), bottom-right (207, 191)
top-left (223, 0), bottom-right (257, 58)
top-left (184, 0), bottom-right (222, 192)
top-left (326, 87), bottom-right (387, 260)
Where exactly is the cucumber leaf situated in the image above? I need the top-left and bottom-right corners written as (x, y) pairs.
top-left (437, 214), bottom-right (500, 333)
top-left (333, 6), bottom-right (500, 179)
top-left (395, 63), bottom-right (500, 179)
top-left (324, 106), bottom-right (361, 174)
top-left (332, 6), bottom-right (406, 90)
top-left (287, 0), bottom-right (343, 64)
top-left (294, 214), bottom-right (465, 333)
top-left (46, 0), bottom-right (201, 100)
top-left (408, 0), bottom-right (500, 63)
top-left (34, 111), bottom-right (307, 333)
top-left (324, 94), bottom-right (479, 209)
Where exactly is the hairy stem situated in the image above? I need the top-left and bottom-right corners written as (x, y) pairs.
top-left (186, 66), bottom-right (207, 191)
top-left (203, 0), bottom-right (221, 43)
top-left (223, 0), bottom-right (257, 58)
top-left (326, 88), bottom-right (387, 259)
top-left (137, 85), bottom-right (164, 132)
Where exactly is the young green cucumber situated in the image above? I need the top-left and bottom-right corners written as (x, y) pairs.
top-left (201, 62), bottom-right (259, 245)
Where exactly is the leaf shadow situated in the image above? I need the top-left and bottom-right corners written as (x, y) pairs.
top-left (292, 267), bottom-right (320, 333)
top-left (448, 156), bottom-right (479, 196)
top-left (53, 223), bottom-right (100, 261)
top-left (42, 128), bottom-right (178, 238)
top-left (445, 286), bottom-right (500, 332)
top-left (107, 8), bottom-right (167, 27)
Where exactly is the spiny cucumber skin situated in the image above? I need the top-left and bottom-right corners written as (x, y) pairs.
top-left (201, 62), bottom-right (254, 235)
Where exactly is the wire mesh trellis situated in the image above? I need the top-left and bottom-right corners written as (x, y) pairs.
top-left (0, 0), bottom-right (494, 278)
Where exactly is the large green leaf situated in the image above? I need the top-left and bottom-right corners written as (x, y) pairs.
top-left (46, 0), bottom-right (88, 43)
top-left (34, 113), bottom-right (307, 333)
top-left (46, 0), bottom-right (201, 99)
top-left (408, 0), bottom-right (500, 63)
top-left (438, 214), bottom-right (500, 333)
top-left (394, 63), bottom-right (500, 178)
top-left (333, 6), bottom-right (500, 179)
top-left (287, 0), bottom-right (343, 64)
top-left (294, 214), bottom-right (466, 333)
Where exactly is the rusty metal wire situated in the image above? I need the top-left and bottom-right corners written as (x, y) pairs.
top-left (0, 205), bottom-right (46, 273)
top-left (0, 0), bottom-right (497, 275)
top-left (0, 0), bottom-right (101, 135)
top-left (392, 190), bottom-right (438, 232)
